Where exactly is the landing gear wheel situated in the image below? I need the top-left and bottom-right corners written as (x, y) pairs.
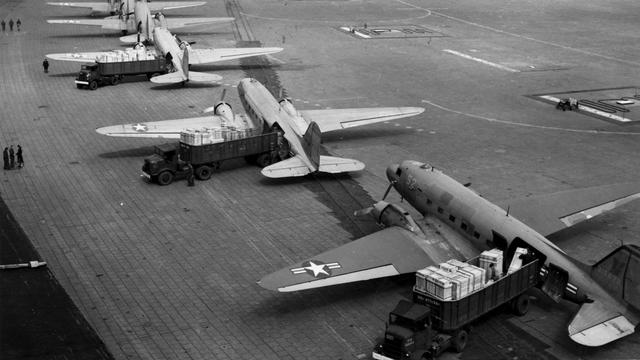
top-left (88, 80), bottom-right (98, 90)
top-left (195, 166), bottom-right (212, 180)
top-left (256, 153), bottom-right (272, 167)
top-left (512, 293), bottom-right (530, 316)
top-left (157, 171), bottom-right (174, 186)
top-left (452, 329), bottom-right (468, 353)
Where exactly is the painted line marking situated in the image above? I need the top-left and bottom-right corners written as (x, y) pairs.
top-left (539, 95), bottom-right (632, 122)
top-left (443, 49), bottom-right (519, 73)
top-left (421, 99), bottom-right (640, 135)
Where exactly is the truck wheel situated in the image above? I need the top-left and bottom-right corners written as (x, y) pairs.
top-left (110, 76), bottom-right (120, 86)
top-left (452, 329), bottom-right (468, 353)
top-left (157, 171), bottom-right (174, 186)
top-left (195, 166), bottom-right (212, 180)
top-left (89, 80), bottom-right (98, 90)
top-left (244, 154), bottom-right (257, 165)
top-left (256, 153), bottom-right (272, 167)
top-left (512, 293), bottom-right (530, 316)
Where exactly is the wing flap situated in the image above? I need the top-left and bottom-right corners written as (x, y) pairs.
top-left (258, 226), bottom-right (465, 292)
top-left (318, 155), bottom-right (364, 174)
top-left (498, 183), bottom-right (640, 237)
top-left (163, 17), bottom-right (234, 30)
top-left (261, 156), bottom-right (311, 178)
top-left (299, 107), bottom-right (425, 133)
top-left (188, 47), bottom-right (283, 65)
top-left (568, 301), bottom-right (636, 346)
top-left (95, 116), bottom-right (223, 138)
top-left (47, 18), bottom-right (122, 30)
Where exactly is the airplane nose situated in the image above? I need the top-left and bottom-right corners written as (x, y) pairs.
top-left (386, 163), bottom-right (399, 183)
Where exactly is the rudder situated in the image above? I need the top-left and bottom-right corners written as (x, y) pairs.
top-left (302, 122), bottom-right (321, 171)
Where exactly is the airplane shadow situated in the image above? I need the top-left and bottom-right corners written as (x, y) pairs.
top-left (321, 127), bottom-right (417, 142)
top-left (149, 82), bottom-right (222, 90)
top-left (98, 146), bottom-right (158, 158)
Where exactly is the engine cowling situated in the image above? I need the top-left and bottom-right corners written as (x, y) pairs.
top-left (279, 98), bottom-right (298, 117)
top-left (214, 102), bottom-right (234, 123)
top-left (371, 201), bottom-right (421, 234)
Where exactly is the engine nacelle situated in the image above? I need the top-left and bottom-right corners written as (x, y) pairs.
top-left (279, 98), bottom-right (298, 117)
top-left (214, 102), bottom-right (234, 123)
top-left (372, 201), bottom-right (421, 234)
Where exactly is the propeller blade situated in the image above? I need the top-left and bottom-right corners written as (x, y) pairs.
top-left (202, 106), bottom-right (214, 113)
top-left (382, 182), bottom-right (394, 201)
top-left (220, 88), bottom-right (227, 102)
top-left (353, 207), bottom-right (374, 217)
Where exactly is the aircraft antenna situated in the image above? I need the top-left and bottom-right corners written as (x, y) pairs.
top-left (506, 205), bottom-right (510, 217)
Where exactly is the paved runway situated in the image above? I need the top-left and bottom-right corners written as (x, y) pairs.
top-left (1, 0), bottom-right (639, 359)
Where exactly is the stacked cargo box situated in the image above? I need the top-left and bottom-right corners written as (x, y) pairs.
top-left (414, 260), bottom-right (486, 301)
top-left (180, 121), bottom-right (263, 146)
top-left (479, 249), bottom-right (503, 278)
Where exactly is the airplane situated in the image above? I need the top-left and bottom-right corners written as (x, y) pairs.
top-left (47, 27), bottom-right (284, 85)
top-left (47, 0), bottom-right (234, 43)
top-left (46, 0), bottom-right (206, 16)
top-left (258, 159), bottom-right (640, 347)
top-left (95, 78), bottom-right (425, 177)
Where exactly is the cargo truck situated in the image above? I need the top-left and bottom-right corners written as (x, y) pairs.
top-left (75, 59), bottom-right (168, 90)
top-left (372, 257), bottom-right (539, 360)
top-left (142, 131), bottom-right (283, 185)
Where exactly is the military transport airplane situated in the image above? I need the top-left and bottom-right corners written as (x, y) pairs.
top-left (47, 0), bottom-right (205, 16)
top-left (47, 27), bottom-right (283, 85)
top-left (95, 78), bottom-right (425, 177)
top-left (47, 0), bottom-right (233, 43)
top-left (259, 160), bottom-right (640, 347)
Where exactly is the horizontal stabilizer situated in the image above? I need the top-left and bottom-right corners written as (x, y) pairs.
top-left (150, 72), bottom-right (188, 84)
top-left (318, 155), bottom-right (365, 174)
top-left (187, 71), bottom-right (223, 83)
top-left (299, 107), bottom-right (425, 133)
top-left (119, 34), bottom-right (148, 44)
top-left (163, 17), bottom-right (234, 30)
top-left (188, 47), bottom-right (284, 65)
top-left (261, 156), bottom-right (311, 178)
top-left (47, 2), bottom-right (110, 12)
top-left (47, 18), bottom-right (122, 30)
top-left (568, 300), bottom-right (637, 346)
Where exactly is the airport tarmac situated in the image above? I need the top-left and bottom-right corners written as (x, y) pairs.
top-left (1, 0), bottom-right (639, 359)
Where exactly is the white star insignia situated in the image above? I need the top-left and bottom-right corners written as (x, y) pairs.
top-left (290, 261), bottom-right (341, 278)
top-left (132, 123), bottom-right (148, 132)
top-left (304, 261), bottom-right (330, 277)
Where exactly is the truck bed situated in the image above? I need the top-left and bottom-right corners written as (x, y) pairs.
top-left (98, 59), bottom-right (166, 75)
top-left (179, 132), bottom-right (279, 165)
top-left (413, 259), bottom-right (539, 331)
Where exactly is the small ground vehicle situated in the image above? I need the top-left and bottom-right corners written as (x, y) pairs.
top-left (372, 258), bottom-right (539, 360)
top-left (142, 131), bottom-right (282, 185)
top-left (75, 59), bottom-right (167, 90)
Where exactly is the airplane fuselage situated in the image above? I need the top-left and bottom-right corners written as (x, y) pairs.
top-left (153, 27), bottom-right (184, 72)
top-left (237, 78), bottom-right (317, 171)
top-left (388, 160), bottom-right (636, 323)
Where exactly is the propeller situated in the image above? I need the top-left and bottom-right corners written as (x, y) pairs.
top-left (353, 179), bottom-right (397, 218)
top-left (203, 88), bottom-right (227, 113)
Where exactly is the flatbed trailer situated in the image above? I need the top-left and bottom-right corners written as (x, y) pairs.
top-left (142, 131), bottom-right (282, 185)
top-left (75, 59), bottom-right (167, 90)
top-left (373, 258), bottom-right (539, 360)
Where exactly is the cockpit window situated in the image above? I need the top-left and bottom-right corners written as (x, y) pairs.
top-left (396, 167), bottom-right (402, 176)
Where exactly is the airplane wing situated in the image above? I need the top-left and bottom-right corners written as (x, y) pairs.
top-left (147, 1), bottom-right (206, 11)
top-left (46, 52), bottom-right (107, 63)
top-left (188, 47), bottom-right (283, 65)
top-left (95, 116), bottom-right (224, 138)
top-left (185, 71), bottom-right (223, 83)
top-left (258, 225), bottom-right (466, 292)
top-left (498, 183), bottom-right (640, 237)
top-left (299, 107), bottom-right (425, 133)
top-left (318, 155), bottom-right (364, 174)
top-left (46, 2), bottom-right (111, 13)
top-left (47, 18), bottom-right (123, 30)
top-left (261, 155), bottom-right (311, 178)
top-left (568, 301), bottom-right (636, 346)
top-left (163, 17), bottom-right (235, 30)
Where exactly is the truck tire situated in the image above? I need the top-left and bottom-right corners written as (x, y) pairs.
top-left (157, 171), bottom-right (174, 186)
top-left (88, 80), bottom-right (98, 90)
top-left (110, 76), bottom-right (120, 86)
top-left (244, 154), bottom-right (257, 165)
top-left (512, 293), bottom-right (530, 316)
top-left (452, 329), bottom-right (468, 353)
top-left (195, 166), bottom-right (213, 180)
top-left (256, 153), bottom-right (272, 167)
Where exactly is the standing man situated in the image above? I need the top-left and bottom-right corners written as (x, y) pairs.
top-left (16, 145), bottom-right (23, 168)
top-left (2, 148), bottom-right (9, 170)
top-left (9, 145), bottom-right (15, 169)
top-left (1, 19), bottom-right (6, 32)
top-left (186, 163), bottom-right (195, 187)
top-left (42, 58), bottom-right (49, 73)
top-left (16, 18), bottom-right (21, 31)
top-left (8, 18), bottom-right (13, 31)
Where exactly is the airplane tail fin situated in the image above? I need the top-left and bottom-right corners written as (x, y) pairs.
top-left (591, 244), bottom-right (640, 310)
top-left (302, 122), bottom-right (321, 170)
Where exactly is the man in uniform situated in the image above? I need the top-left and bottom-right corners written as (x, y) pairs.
top-left (186, 163), bottom-right (195, 187)
top-left (42, 58), bottom-right (49, 73)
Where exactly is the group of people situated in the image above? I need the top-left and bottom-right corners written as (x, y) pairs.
top-left (3, 145), bottom-right (24, 170)
top-left (1, 18), bottom-right (21, 32)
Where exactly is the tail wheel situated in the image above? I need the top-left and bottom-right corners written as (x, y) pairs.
top-left (256, 153), bottom-right (272, 167)
top-left (157, 171), bottom-right (174, 186)
top-left (512, 293), bottom-right (530, 316)
top-left (88, 80), bottom-right (98, 90)
top-left (195, 166), bottom-right (212, 180)
top-left (452, 329), bottom-right (468, 353)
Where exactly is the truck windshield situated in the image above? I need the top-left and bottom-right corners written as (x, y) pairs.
top-left (389, 314), bottom-right (426, 331)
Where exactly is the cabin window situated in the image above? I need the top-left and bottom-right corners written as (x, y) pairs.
top-left (461, 222), bottom-right (467, 231)
top-left (449, 215), bottom-right (456, 222)
top-left (396, 167), bottom-right (402, 176)
top-left (426, 198), bottom-right (432, 205)
top-left (491, 230), bottom-right (508, 250)
top-left (437, 207), bottom-right (443, 214)
top-left (473, 231), bottom-right (480, 239)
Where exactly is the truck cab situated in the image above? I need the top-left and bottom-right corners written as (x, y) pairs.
top-left (75, 63), bottom-right (99, 89)
top-left (374, 300), bottom-right (434, 360)
top-left (142, 144), bottom-right (188, 185)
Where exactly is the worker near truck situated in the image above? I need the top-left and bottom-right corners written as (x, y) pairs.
top-left (42, 58), bottom-right (49, 73)
top-left (186, 163), bottom-right (195, 187)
